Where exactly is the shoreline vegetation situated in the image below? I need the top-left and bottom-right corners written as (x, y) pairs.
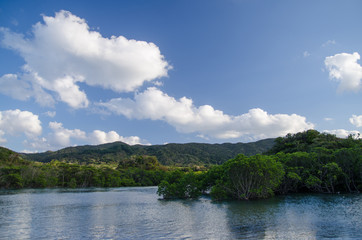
top-left (1, 130), bottom-right (361, 201)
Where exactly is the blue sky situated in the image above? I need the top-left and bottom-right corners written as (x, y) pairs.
top-left (1, 0), bottom-right (362, 152)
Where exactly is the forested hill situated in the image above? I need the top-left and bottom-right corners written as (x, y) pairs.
top-left (22, 139), bottom-right (275, 166)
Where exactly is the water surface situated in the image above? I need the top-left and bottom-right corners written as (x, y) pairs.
top-left (0, 187), bottom-right (361, 239)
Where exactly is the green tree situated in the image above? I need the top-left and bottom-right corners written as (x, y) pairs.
top-left (334, 148), bottom-right (362, 192)
top-left (0, 166), bottom-right (23, 188)
top-left (212, 154), bottom-right (284, 200)
top-left (319, 162), bottom-right (343, 193)
top-left (157, 171), bottom-right (203, 199)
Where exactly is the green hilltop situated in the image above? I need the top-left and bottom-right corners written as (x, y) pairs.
top-left (22, 138), bottom-right (276, 166)
top-left (0, 138), bottom-right (275, 189)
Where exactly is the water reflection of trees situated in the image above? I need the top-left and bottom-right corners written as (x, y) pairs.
top-left (223, 195), bottom-right (357, 239)
top-left (224, 199), bottom-right (278, 239)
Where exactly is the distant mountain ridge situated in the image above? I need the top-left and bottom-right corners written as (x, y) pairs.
top-left (23, 139), bottom-right (276, 166)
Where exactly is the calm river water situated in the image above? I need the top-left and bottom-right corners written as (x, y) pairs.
top-left (0, 186), bottom-right (361, 239)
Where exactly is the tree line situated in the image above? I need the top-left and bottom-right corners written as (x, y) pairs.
top-left (0, 151), bottom-right (177, 189)
top-left (157, 130), bottom-right (362, 200)
top-left (2, 130), bottom-right (362, 201)
top-left (23, 139), bottom-right (275, 166)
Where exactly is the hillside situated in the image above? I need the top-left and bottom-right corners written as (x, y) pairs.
top-left (22, 139), bottom-right (276, 166)
top-left (0, 146), bottom-right (30, 166)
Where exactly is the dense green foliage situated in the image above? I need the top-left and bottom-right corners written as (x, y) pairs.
top-left (157, 170), bottom-right (204, 199)
top-left (157, 154), bottom-right (285, 200)
top-left (158, 130), bottom-right (362, 200)
top-left (23, 139), bottom-right (275, 166)
top-left (3, 129), bottom-right (362, 202)
top-left (266, 130), bottom-right (362, 194)
top-left (267, 129), bottom-right (357, 154)
top-left (210, 154), bottom-right (284, 200)
top-left (0, 148), bottom-right (171, 189)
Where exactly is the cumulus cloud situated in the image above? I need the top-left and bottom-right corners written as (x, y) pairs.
top-left (0, 72), bottom-right (56, 107)
top-left (0, 10), bottom-right (315, 145)
top-left (48, 121), bottom-right (87, 147)
top-left (325, 52), bottom-right (362, 92)
top-left (99, 87), bottom-right (314, 141)
top-left (0, 74), bottom-right (33, 100)
top-left (349, 115), bottom-right (362, 127)
top-left (23, 122), bottom-right (147, 151)
top-left (0, 10), bottom-right (170, 108)
top-left (323, 129), bottom-right (361, 138)
top-left (0, 109), bottom-right (42, 143)
top-left (23, 137), bottom-right (49, 153)
top-left (89, 130), bottom-right (148, 145)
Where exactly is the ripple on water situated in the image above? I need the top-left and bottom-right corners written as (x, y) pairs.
top-left (0, 188), bottom-right (361, 239)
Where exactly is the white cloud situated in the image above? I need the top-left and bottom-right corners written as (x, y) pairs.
top-left (0, 73), bottom-right (56, 107)
top-left (323, 129), bottom-right (361, 138)
top-left (322, 40), bottom-right (336, 47)
top-left (44, 111), bottom-right (56, 118)
top-left (89, 130), bottom-right (148, 145)
top-left (325, 52), bottom-right (362, 92)
top-left (52, 76), bottom-right (89, 108)
top-left (324, 117), bottom-right (333, 121)
top-left (99, 87), bottom-right (314, 141)
top-left (153, 81), bottom-right (164, 87)
top-left (0, 10), bottom-right (170, 108)
top-left (303, 51), bottom-right (310, 57)
top-left (0, 109), bottom-right (42, 143)
top-left (22, 122), bottom-right (148, 151)
top-left (48, 121), bottom-right (87, 148)
top-left (349, 115), bottom-right (362, 127)
top-left (23, 137), bottom-right (49, 153)
top-left (0, 74), bottom-right (33, 100)
top-left (0, 130), bottom-right (6, 144)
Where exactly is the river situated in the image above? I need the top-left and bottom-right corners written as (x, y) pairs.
top-left (0, 187), bottom-right (361, 239)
